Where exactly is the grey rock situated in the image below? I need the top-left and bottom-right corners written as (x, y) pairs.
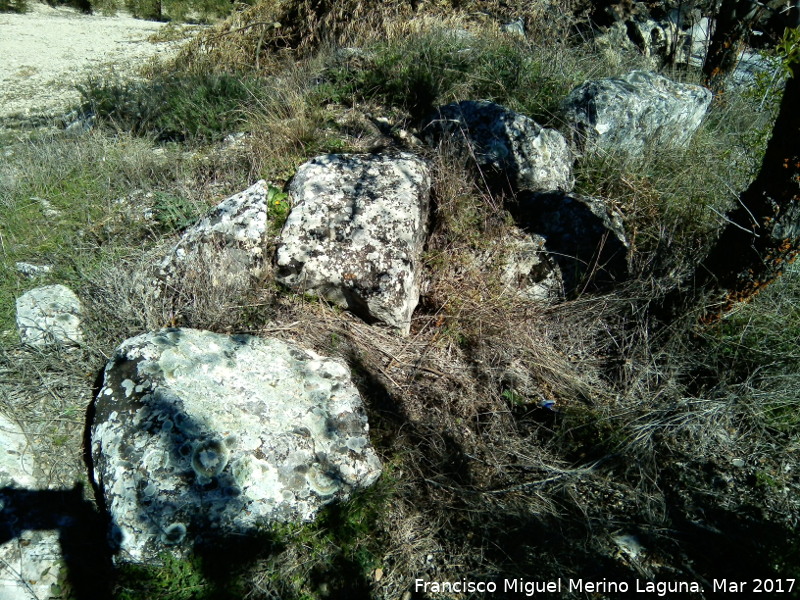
top-left (687, 17), bottom-right (711, 68)
top-left (499, 233), bottom-right (564, 301)
top-left (159, 180), bottom-right (269, 290)
top-left (31, 197), bottom-right (60, 219)
top-left (15, 284), bottom-right (83, 347)
top-left (0, 413), bottom-right (62, 600)
top-left (91, 328), bottom-right (382, 564)
top-left (481, 231), bottom-right (563, 301)
top-left (513, 192), bottom-right (628, 292)
top-left (593, 13), bottom-right (710, 68)
top-left (62, 109), bottom-right (96, 134)
top-left (731, 50), bottom-right (783, 90)
top-left (422, 100), bottom-right (574, 192)
top-left (592, 22), bottom-right (659, 70)
top-left (276, 153), bottom-right (430, 335)
top-left (501, 17), bottom-right (525, 37)
top-left (563, 70), bottom-right (712, 156)
top-left (14, 262), bottom-right (53, 278)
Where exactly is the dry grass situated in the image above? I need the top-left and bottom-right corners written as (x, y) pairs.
top-left (3, 1), bottom-right (800, 596)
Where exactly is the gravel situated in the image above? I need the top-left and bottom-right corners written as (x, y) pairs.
top-left (0, 2), bottom-right (190, 127)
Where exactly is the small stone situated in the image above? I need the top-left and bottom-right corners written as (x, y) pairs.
top-left (15, 262), bottom-right (53, 278)
top-left (0, 414), bottom-right (62, 599)
top-left (15, 284), bottom-right (83, 347)
top-left (732, 458), bottom-right (746, 468)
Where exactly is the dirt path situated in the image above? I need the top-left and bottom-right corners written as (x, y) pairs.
top-left (0, 2), bottom-right (192, 126)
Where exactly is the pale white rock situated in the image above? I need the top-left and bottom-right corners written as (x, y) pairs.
top-left (0, 413), bottom-right (34, 489)
top-left (14, 262), bottom-right (53, 278)
top-left (159, 180), bottom-right (269, 288)
top-left (563, 70), bottom-right (711, 156)
top-left (276, 153), bottom-right (430, 335)
top-left (0, 413), bottom-right (61, 600)
top-left (91, 328), bottom-right (382, 564)
top-left (15, 284), bottom-right (83, 347)
top-left (496, 232), bottom-right (564, 301)
top-left (422, 100), bottom-right (574, 192)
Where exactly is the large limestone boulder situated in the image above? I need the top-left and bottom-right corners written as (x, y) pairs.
top-left (15, 284), bottom-right (83, 348)
top-left (422, 100), bottom-right (574, 192)
top-left (91, 328), bottom-right (382, 564)
top-left (513, 192), bottom-right (628, 292)
top-left (276, 153), bottom-right (430, 335)
top-left (562, 70), bottom-right (711, 156)
top-left (159, 180), bottom-right (269, 289)
top-left (0, 413), bottom-right (62, 600)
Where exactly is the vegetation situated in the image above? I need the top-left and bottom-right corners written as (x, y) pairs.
top-left (0, 0), bottom-right (27, 12)
top-left (77, 73), bottom-right (264, 141)
top-left (2, 1), bottom-right (800, 599)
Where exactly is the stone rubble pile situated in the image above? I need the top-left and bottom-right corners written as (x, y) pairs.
top-left (6, 65), bottom-right (711, 588)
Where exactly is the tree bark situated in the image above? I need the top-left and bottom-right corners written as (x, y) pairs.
top-left (687, 67), bottom-right (800, 319)
top-left (703, 0), bottom-right (763, 92)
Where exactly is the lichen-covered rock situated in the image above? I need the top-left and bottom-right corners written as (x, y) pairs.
top-left (563, 70), bottom-right (711, 156)
top-left (159, 180), bottom-right (269, 289)
top-left (422, 100), bottom-right (574, 192)
top-left (496, 232), bottom-right (564, 301)
top-left (90, 328), bottom-right (382, 564)
top-left (15, 284), bottom-right (83, 347)
top-left (0, 413), bottom-right (61, 600)
top-left (514, 191), bottom-right (628, 292)
top-left (15, 262), bottom-right (53, 279)
top-left (276, 153), bottom-right (430, 335)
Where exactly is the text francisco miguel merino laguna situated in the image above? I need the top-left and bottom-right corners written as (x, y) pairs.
top-left (415, 578), bottom-right (712, 597)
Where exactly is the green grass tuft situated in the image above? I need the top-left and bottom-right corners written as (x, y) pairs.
top-left (77, 73), bottom-right (263, 142)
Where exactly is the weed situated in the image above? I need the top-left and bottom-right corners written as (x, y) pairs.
top-left (0, 0), bottom-right (26, 12)
top-left (152, 191), bottom-right (203, 232)
top-left (317, 27), bottom-right (588, 123)
top-left (266, 184), bottom-right (290, 232)
top-left (115, 552), bottom-right (243, 600)
top-left (0, 131), bottom-right (188, 335)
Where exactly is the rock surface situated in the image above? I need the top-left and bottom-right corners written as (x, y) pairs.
top-left (0, 413), bottom-right (62, 600)
top-left (91, 328), bottom-right (382, 564)
top-left (496, 232), bottom-right (564, 301)
top-left (276, 153), bottom-right (430, 335)
top-left (15, 284), bottom-right (83, 347)
top-left (15, 262), bottom-right (53, 279)
top-left (562, 70), bottom-right (711, 156)
top-left (514, 192), bottom-right (628, 292)
top-left (422, 100), bottom-right (574, 192)
top-left (159, 180), bottom-right (269, 290)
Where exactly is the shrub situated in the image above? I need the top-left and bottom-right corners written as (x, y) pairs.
top-left (0, 0), bottom-right (27, 12)
top-left (317, 27), bottom-right (587, 123)
top-left (124, 0), bottom-right (232, 22)
top-left (77, 73), bottom-right (263, 141)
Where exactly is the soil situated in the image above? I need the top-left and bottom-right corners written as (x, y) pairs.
top-left (0, 2), bottom-right (190, 127)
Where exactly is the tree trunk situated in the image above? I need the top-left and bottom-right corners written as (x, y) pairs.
top-left (703, 0), bottom-right (762, 92)
top-left (687, 67), bottom-right (800, 319)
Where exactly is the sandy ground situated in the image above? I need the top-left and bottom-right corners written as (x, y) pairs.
top-left (0, 2), bottom-right (191, 125)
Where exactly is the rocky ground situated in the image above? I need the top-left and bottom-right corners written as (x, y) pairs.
top-left (0, 2), bottom-right (188, 128)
